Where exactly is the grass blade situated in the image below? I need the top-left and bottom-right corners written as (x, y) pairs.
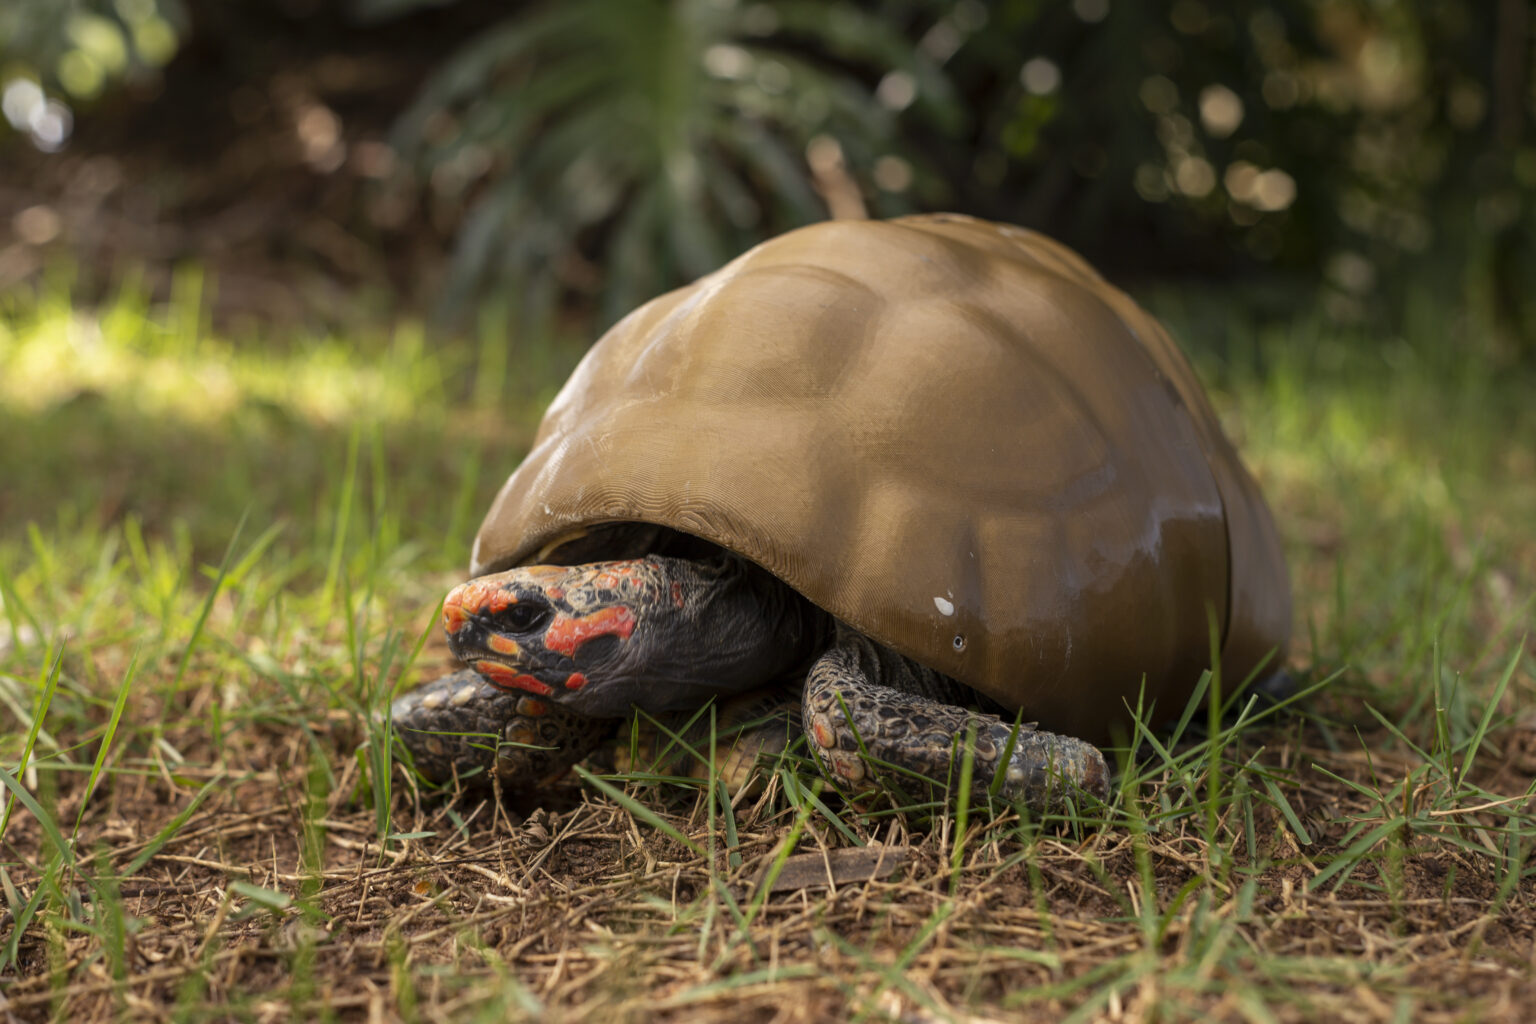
top-left (573, 766), bottom-right (703, 858)
top-left (73, 648), bottom-right (140, 838)
top-left (0, 765), bottom-right (76, 873)
top-left (169, 509), bottom-right (249, 695)
top-left (0, 644), bottom-right (64, 839)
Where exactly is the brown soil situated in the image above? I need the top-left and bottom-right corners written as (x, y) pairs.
top-left (2, 706), bottom-right (1534, 1022)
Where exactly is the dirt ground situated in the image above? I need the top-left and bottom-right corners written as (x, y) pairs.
top-left (3, 678), bottom-right (1535, 1022)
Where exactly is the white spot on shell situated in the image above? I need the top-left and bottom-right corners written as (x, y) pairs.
top-left (933, 596), bottom-right (955, 616)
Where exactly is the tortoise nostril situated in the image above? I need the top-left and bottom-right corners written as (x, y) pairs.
top-left (443, 591), bottom-right (472, 635)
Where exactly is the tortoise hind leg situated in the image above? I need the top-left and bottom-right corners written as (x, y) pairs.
top-left (613, 687), bottom-right (798, 795)
top-left (392, 669), bottom-right (610, 788)
top-left (801, 633), bottom-right (1110, 811)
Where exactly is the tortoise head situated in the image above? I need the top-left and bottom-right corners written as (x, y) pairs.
top-left (443, 553), bottom-right (821, 718)
top-left (442, 560), bottom-right (669, 716)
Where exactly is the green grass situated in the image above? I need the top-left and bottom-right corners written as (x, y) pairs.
top-left (0, 271), bottom-right (1532, 1021)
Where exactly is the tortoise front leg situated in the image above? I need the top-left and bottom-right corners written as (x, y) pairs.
top-left (392, 669), bottom-right (610, 788)
top-left (801, 636), bottom-right (1110, 811)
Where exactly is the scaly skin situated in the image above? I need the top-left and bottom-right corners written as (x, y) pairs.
top-left (802, 630), bottom-right (1109, 807)
top-left (391, 668), bottom-right (609, 785)
top-left (393, 556), bottom-right (1110, 809)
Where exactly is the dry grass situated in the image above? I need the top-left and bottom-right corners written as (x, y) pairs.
top-left (3, 712), bottom-right (1535, 1023)
top-left (1, 280), bottom-right (1533, 1021)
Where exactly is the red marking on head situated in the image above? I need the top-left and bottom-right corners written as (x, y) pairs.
top-left (474, 660), bottom-right (554, 696)
top-left (517, 698), bottom-right (548, 717)
top-left (564, 672), bottom-right (588, 690)
top-left (671, 581), bottom-right (684, 609)
top-left (547, 586), bottom-right (565, 601)
top-left (448, 579), bottom-right (517, 620)
top-left (590, 562), bottom-right (646, 592)
top-left (510, 673), bottom-right (550, 694)
top-left (544, 605), bottom-right (636, 657)
top-left (486, 634), bottom-right (520, 656)
top-left (449, 581), bottom-right (484, 615)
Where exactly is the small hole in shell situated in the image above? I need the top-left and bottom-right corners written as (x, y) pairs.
top-left (952, 634), bottom-right (966, 652)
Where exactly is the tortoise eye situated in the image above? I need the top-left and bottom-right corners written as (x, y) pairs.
top-left (500, 599), bottom-right (551, 634)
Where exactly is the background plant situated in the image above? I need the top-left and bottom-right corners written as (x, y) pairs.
top-left (4, 0), bottom-right (1531, 351)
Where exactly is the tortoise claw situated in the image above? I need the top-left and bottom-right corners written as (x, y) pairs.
top-left (993, 725), bottom-right (1110, 808)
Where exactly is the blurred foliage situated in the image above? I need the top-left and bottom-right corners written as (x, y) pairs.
top-left (3, 0), bottom-right (1534, 354)
top-left (935, 0), bottom-right (1536, 351)
top-left (369, 0), bottom-right (959, 324)
top-left (367, 0), bottom-right (1535, 349)
top-left (0, 0), bottom-right (184, 148)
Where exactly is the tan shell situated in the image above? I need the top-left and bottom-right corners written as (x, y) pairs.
top-left (473, 214), bottom-right (1290, 743)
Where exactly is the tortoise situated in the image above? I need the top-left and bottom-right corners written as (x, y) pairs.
top-left (391, 213), bottom-right (1291, 811)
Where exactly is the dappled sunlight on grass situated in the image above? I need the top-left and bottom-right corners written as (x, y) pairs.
top-left (2, 277), bottom-right (441, 427)
top-left (0, 273), bottom-right (585, 566)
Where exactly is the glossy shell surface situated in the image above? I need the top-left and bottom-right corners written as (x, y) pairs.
top-left (473, 214), bottom-right (1290, 742)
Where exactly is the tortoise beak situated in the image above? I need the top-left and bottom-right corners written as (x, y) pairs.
top-left (442, 581), bottom-right (505, 665)
top-left (443, 580), bottom-right (547, 673)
